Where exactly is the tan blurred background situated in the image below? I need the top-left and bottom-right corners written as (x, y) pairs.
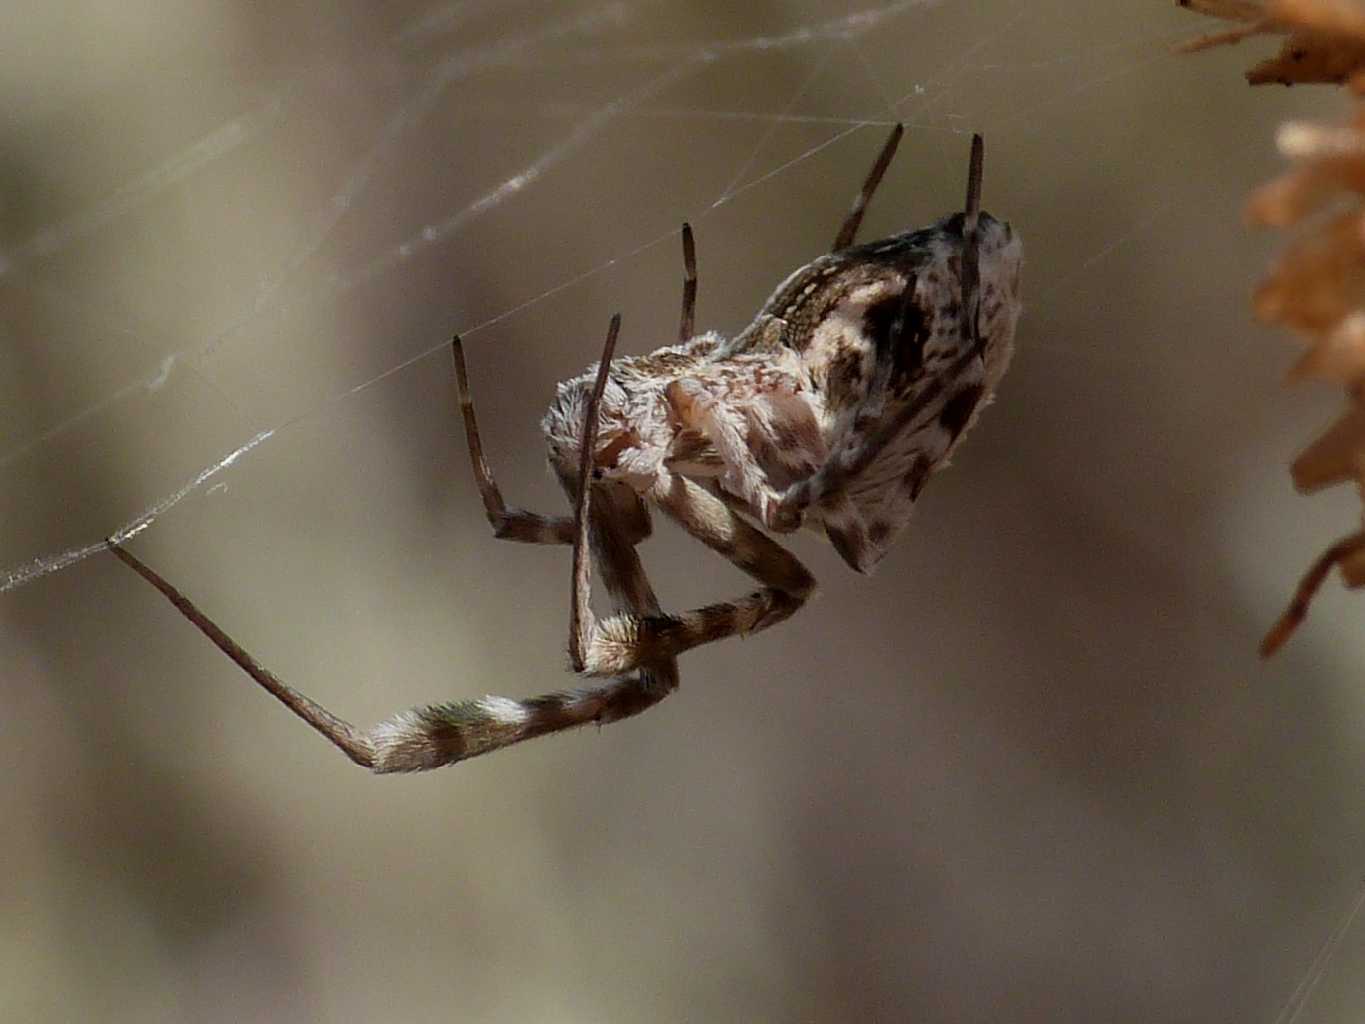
top-left (5, 1), bottom-right (1365, 1020)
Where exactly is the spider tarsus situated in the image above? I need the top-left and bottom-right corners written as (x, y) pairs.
top-left (450, 333), bottom-right (468, 384)
top-left (964, 133), bottom-right (984, 219)
top-left (451, 331), bottom-right (517, 527)
top-left (107, 538), bottom-right (378, 770)
top-left (961, 134), bottom-right (985, 351)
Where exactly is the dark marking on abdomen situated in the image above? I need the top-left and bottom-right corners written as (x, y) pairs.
top-left (939, 384), bottom-right (984, 436)
top-left (864, 291), bottom-right (928, 390)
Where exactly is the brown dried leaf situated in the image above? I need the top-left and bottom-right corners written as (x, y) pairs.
top-left (1177, 0), bottom-right (1365, 84)
top-left (1248, 163), bottom-right (1343, 225)
top-left (1248, 119), bottom-right (1365, 223)
top-left (1270, 0), bottom-right (1365, 40)
top-left (1290, 402), bottom-right (1365, 491)
top-left (1246, 31), bottom-right (1365, 84)
top-left (1253, 210), bottom-right (1365, 331)
top-left (1341, 523), bottom-right (1365, 583)
top-left (1177, 22), bottom-right (1273, 53)
top-left (1287, 311), bottom-right (1365, 379)
top-left (1179, 0), bottom-right (1268, 22)
top-left (1181, 0), bottom-right (1365, 650)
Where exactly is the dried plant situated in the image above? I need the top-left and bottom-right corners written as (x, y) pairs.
top-left (1178, 0), bottom-right (1365, 86)
top-left (1181, 0), bottom-right (1365, 652)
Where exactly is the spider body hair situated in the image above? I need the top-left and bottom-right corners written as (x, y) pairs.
top-left (543, 210), bottom-right (1021, 574)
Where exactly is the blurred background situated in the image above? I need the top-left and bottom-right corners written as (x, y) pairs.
top-left (5, 1), bottom-right (1365, 1020)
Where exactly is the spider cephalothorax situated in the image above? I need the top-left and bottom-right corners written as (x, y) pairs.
top-left (112, 125), bottom-right (1023, 772)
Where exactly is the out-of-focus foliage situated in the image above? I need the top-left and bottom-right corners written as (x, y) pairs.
top-left (1183, 0), bottom-right (1365, 652)
top-left (1179, 0), bottom-right (1365, 85)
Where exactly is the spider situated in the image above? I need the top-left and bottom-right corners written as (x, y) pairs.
top-left (111, 125), bottom-right (1023, 772)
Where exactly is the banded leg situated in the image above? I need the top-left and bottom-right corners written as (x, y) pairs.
top-left (367, 443), bottom-right (681, 771)
top-left (570, 467), bottom-right (816, 676)
top-left (109, 480), bottom-right (680, 773)
top-left (109, 321), bottom-right (679, 772)
top-left (370, 491), bottom-right (680, 771)
top-left (452, 334), bottom-right (574, 545)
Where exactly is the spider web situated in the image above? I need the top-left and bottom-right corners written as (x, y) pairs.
top-left (0, 0), bottom-right (1184, 590)
top-left (7, 2), bottom-right (1365, 1021)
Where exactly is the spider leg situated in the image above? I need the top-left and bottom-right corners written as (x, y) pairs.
top-left (109, 319), bottom-right (679, 773)
top-left (548, 316), bottom-right (808, 677)
top-left (960, 133), bottom-right (985, 353)
top-left (452, 334), bottom-right (575, 545)
top-left (110, 542), bottom-right (380, 769)
top-left (831, 122), bottom-right (903, 252)
top-left (367, 492), bottom-right (679, 771)
top-left (555, 310), bottom-right (813, 675)
top-left (571, 468), bottom-right (817, 676)
top-left (567, 314), bottom-right (621, 671)
top-left (678, 222), bottom-right (697, 343)
top-left (648, 467), bottom-right (816, 634)
top-left (109, 495), bottom-right (680, 772)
